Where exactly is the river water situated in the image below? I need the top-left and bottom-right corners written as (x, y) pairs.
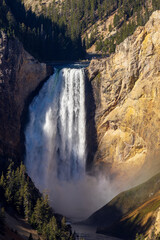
top-left (72, 223), bottom-right (122, 240)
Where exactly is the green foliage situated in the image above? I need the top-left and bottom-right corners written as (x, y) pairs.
top-left (109, 24), bottom-right (112, 32)
top-left (31, 195), bottom-right (52, 233)
top-left (23, 182), bottom-right (32, 220)
top-left (152, 0), bottom-right (160, 10)
top-left (2, 0), bottom-right (160, 60)
top-left (0, 0), bottom-right (85, 61)
top-left (113, 14), bottom-right (120, 27)
top-left (93, 0), bottom-right (160, 55)
top-left (0, 161), bottom-right (75, 240)
top-left (95, 36), bottom-right (103, 52)
top-left (96, 35), bottom-right (115, 55)
top-left (42, 216), bottom-right (58, 240)
top-left (85, 26), bottom-right (98, 49)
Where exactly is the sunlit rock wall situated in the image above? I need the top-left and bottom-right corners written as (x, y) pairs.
top-left (88, 11), bottom-right (160, 185)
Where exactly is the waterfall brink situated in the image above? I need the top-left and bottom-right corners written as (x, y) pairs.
top-left (25, 66), bottom-right (114, 219)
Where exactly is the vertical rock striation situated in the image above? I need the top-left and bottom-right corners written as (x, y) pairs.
top-left (87, 11), bottom-right (160, 185)
top-left (0, 32), bottom-right (52, 161)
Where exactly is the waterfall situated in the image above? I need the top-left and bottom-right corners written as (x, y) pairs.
top-left (25, 66), bottom-right (114, 219)
top-left (25, 67), bottom-right (86, 184)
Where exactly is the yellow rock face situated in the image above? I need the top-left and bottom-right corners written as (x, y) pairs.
top-left (88, 11), bottom-right (160, 186)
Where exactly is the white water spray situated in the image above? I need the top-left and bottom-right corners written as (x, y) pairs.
top-left (25, 67), bottom-right (115, 219)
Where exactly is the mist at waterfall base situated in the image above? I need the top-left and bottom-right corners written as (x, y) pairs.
top-left (25, 67), bottom-right (116, 220)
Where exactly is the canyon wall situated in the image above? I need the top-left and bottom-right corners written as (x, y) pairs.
top-left (88, 11), bottom-right (160, 186)
top-left (0, 32), bottom-right (52, 162)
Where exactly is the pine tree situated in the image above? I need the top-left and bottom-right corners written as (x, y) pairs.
top-left (24, 183), bottom-right (32, 220)
top-left (5, 162), bottom-right (15, 204)
top-left (0, 173), bottom-right (5, 188)
top-left (113, 14), bottom-right (120, 27)
top-left (31, 198), bottom-right (43, 231)
top-left (42, 216), bottom-right (58, 240)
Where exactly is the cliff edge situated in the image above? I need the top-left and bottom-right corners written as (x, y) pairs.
top-left (0, 32), bottom-right (52, 162)
top-left (88, 11), bottom-right (160, 186)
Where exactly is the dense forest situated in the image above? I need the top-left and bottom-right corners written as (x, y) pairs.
top-left (0, 0), bottom-right (86, 61)
top-left (1, 0), bottom-right (160, 60)
top-left (41, 0), bottom-right (160, 55)
top-left (94, 0), bottom-right (160, 54)
top-left (0, 161), bottom-right (75, 240)
top-left (1, 0), bottom-right (160, 238)
top-left (25, 0), bottom-right (160, 55)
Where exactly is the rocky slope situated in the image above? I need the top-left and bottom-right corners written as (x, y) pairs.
top-left (86, 172), bottom-right (160, 239)
top-left (0, 32), bottom-right (52, 162)
top-left (0, 211), bottom-right (41, 240)
top-left (23, 0), bottom-right (55, 13)
top-left (87, 10), bottom-right (160, 187)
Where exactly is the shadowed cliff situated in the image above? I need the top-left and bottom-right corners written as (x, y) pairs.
top-left (0, 31), bottom-right (51, 167)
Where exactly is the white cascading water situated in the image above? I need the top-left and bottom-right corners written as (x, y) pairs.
top-left (25, 67), bottom-right (115, 219)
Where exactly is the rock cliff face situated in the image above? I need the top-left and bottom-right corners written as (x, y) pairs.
top-left (88, 11), bottom-right (160, 186)
top-left (0, 32), bottom-right (51, 161)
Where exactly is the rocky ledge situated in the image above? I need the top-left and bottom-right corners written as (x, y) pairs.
top-left (0, 32), bottom-right (52, 162)
top-left (88, 11), bottom-right (160, 187)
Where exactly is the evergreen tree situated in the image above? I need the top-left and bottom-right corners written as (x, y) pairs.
top-left (114, 14), bottom-right (120, 27)
top-left (24, 182), bottom-right (32, 220)
top-left (0, 162), bottom-right (75, 240)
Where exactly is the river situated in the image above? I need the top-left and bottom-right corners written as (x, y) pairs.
top-left (72, 223), bottom-right (122, 240)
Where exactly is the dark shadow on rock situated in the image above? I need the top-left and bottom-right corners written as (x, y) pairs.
top-left (84, 69), bottom-right (98, 172)
top-left (84, 203), bottom-right (123, 230)
top-left (98, 214), bottom-right (155, 240)
top-left (20, 67), bottom-right (54, 163)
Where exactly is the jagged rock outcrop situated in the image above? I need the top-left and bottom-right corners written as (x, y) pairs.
top-left (0, 31), bottom-right (52, 161)
top-left (88, 11), bottom-right (160, 185)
